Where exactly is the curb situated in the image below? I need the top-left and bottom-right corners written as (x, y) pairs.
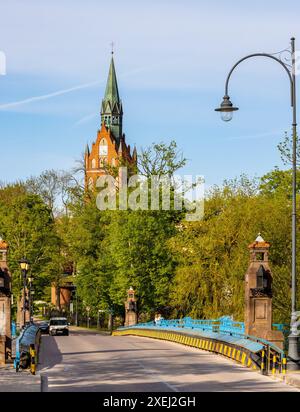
top-left (113, 328), bottom-right (258, 371)
top-left (277, 373), bottom-right (300, 390)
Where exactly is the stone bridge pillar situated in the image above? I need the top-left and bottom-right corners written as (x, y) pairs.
top-left (245, 234), bottom-right (283, 349)
top-left (0, 238), bottom-right (11, 364)
top-left (125, 287), bottom-right (137, 327)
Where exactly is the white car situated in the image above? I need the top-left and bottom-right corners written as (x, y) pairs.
top-left (49, 317), bottom-right (69, 336)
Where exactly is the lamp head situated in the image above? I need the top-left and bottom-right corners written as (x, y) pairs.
top-left (215, 95), bottom-right (239, 122)
top-left (19, 257), bottom-right (29, 271)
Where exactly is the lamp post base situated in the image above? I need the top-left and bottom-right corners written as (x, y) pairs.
top-left (287, 335), bottom-right (300, 370)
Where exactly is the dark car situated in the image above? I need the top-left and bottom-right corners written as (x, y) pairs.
top-left (38, 321), bottom-right (49, 334)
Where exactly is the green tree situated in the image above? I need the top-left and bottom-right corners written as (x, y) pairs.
top-left (169, 175), bottom-right (299, 323)
top-left (0, 185), bottom-right (60, 302)
top-left (277, 131), bottom-right (300, 167)
top-left (138, 140), bottom-right (186, 178)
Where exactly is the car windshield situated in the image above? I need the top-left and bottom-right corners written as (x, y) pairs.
top-left (50, 319), bottom-right (67, 326)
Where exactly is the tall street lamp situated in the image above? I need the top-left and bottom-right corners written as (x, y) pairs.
top-left (19, 257), bottom-right (29, 329)
top-left (28, 276), bottom-right (33, 324)
top-left (215, 37), bottom-right (299, 369)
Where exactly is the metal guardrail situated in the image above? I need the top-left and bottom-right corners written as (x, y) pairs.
top-left (131, 316), bottom-right (245, 334)
top-left (14, 324), bottom-right (41, 372)
top-left (119, 316), bottom-right (285, 358)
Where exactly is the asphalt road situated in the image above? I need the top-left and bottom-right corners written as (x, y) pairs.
top-left (38, 327), bottom-right (299, 392)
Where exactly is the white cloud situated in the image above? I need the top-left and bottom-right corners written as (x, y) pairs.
top-left (0, 80), bottom-right (101, 110)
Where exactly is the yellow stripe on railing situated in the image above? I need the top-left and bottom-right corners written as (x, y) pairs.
top-left (241, 353), bottom-right (246, 365)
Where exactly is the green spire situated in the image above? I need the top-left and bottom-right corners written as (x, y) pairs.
top-left (104, 56), bottom-right (120, 104)
top-left (101, 55), bottom-right (123, 142)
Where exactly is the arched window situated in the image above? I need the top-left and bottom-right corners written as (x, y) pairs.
top-left (256, 265), bottom-right (268, 289)
top-left (91, 159), bottom-right (96, 169)
top-left (99, 157), bottom-right (107, 167)
top-left (99, 138), bottom-right (108, 156)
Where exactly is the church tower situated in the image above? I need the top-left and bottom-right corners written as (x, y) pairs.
top-left (101, 56), bottom-right (123, 142)
top-left (85, 53), bottom-right (136, 189)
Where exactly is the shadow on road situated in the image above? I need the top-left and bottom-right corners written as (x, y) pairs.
top-left (38, 335), bottom-right (63, 371)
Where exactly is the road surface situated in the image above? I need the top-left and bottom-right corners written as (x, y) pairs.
top-left (38, 327), bottom-right (298, 392)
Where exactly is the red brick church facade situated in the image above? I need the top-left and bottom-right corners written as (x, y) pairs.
top-left (84, 54), bottom-right (137, 189)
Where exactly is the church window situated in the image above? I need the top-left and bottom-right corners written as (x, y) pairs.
top-left (91, 159), bottom-right (96, 169)
top-left (99, 157), bottom-right (107, 167)
top-left (99, 138), bottom-right (108, 156)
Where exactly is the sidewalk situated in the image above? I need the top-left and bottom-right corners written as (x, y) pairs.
top-left (280, 371), bottom-right (300, 390)
top-left (70, 325), bottom-right (111, 335)
top-left (0, 365), bottom-right (41, 392)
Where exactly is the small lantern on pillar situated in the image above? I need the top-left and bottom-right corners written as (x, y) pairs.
top-left (124, 286), bottom-right (138, 327)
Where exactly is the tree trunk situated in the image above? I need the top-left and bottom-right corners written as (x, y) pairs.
top-left (55, 285), bottom-right (61, 311)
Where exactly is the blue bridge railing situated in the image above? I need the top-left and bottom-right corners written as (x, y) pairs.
top-left (120, 316), bottom-right (288, 355)
top-left (131, 316), bottom-right (245, 335)
top-left (128, 317), bottom-right (288, 336)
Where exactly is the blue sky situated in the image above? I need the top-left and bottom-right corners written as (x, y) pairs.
top-left (0, 0), bottom-right (299, 187)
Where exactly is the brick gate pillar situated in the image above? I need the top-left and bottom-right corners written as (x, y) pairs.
top-left (0, 238), bottom-right (11, 364)
top-left (124, 287), bottom-right (138, 327)
top-left (245, 234), bottom-right (284, 349)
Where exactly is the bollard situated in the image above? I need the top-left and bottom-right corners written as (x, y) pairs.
top-left (30, 344), bottom-right (36, 375)
top-left (264, 345), bottom-right (270, 375)
top-left (282, 357), bottom-right (287, 375)
top-left (261, 348), bottom-right (266, 375)
top-left (14, 336), bottom-right (20, 372)
top-left (272, 354), bottom-right (277, 376)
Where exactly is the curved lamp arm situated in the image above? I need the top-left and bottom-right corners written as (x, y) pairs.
top-left (225, 53), bottom-right (294, 107)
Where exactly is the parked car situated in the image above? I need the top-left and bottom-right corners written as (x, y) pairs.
top-left (38, 321), bottom-right (49, 334)
top-left (49, 317), bottom-right (69, 336)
